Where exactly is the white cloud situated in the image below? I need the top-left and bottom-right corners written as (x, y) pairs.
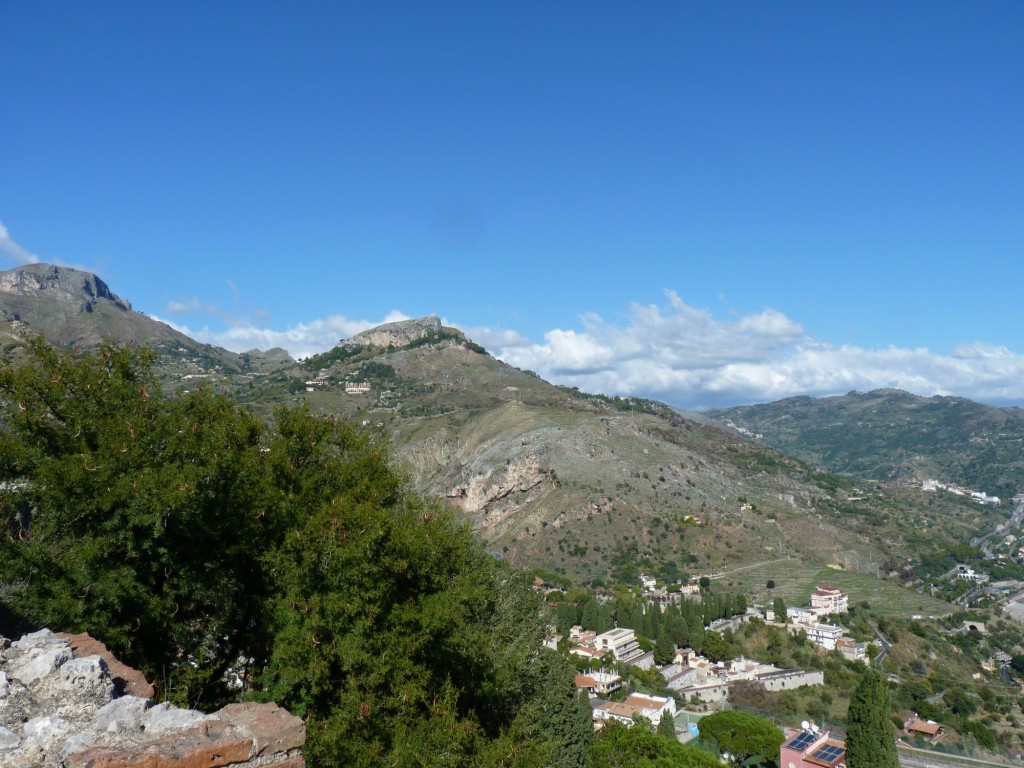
top-left (155, 310), bottom-right (410, 360)
top-left (0, 221), bottom-right (41, 265)
top-left (475, 292), bottom-right (1024, 409)
top-left (156, 289), bottom-right (1024, 409)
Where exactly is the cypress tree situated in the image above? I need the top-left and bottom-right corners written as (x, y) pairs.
top-left (657, 710), bottom-right (677, 740)
top-left (846, 669), bottom-right (899, 768)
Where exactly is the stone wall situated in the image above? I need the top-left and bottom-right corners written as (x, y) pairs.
top-left (0, 629), bottom-right (304, 768)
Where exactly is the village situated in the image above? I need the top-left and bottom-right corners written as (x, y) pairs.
top-left (543, 579), bottom-right (967, 767)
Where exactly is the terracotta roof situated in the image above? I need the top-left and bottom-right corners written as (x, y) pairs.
top-left (907, 718), bottom-right (941, 736)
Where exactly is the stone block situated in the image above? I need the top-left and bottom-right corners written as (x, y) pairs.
top-left (58, 632), bottom-right (155, 699)
top-left (65, 720), bottom-right (253, 768)
top-left (214, 702), bottom-right (306, 756)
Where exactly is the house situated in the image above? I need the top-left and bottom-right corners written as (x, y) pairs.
top-left (956, 565), bottom-right (988, 582)
top-left (780, 727), bottom-right (846, 768)
top-left (904, 717), bottom-right (942, 739)
top-left (787, 607), bottom-right (819, 625)
top-left (836, 637), bottom-right (868, 664)
top-left (569, 645), bottom-right (604, 661)
top-left (810, 585), bottom-right (848, 615)
top-left (798, 623), bottom-right (844, 651)
top-left (574, 671), bottom-right (622, 698)
top-left (344, 381), bottom-right (371, 394)
top-left (593, 628), bottom-right (644, 663)
top-left (591, 693), bottom-right (676, 727)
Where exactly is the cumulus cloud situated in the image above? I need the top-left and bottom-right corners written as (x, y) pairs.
top-left (0, 221), bottom-right (41, 265)
top-left (474, 291), bottom-right (1024, 409)
top-left (158, 288), bottom-right (1024, 409)
top-left (155, 310), bottom-right (410, 360)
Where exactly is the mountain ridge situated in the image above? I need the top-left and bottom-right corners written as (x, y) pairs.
top-left (0, 263), bottom-right (1005, 597)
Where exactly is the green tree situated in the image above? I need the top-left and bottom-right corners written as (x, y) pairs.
top-left (256, 405), bottom-right (593, 766)
top-left (0, 341), bottom-right (273, 707)
top-left (654, 628), bottom-right (676, 666)
top-left (702, 630), bottom-right (729, 662)
top-left (697, 711), bottom-right (784, 766)
top-left (772, 596), bottom-right (787, 619)
top-left (585, 721), bottom-right (720, 767)
top-left (558, 601), bottom-right (579, 636)
top-left (733, 593), bottom-right (747, 615)
top-left (658, 710), bottom-right (677, 740)
top-left (1010, 654), bottom-right (1024, 675)
top-left (846, 670), bottom-right (898, 768)
top-left (688, 616), bottom-right (705, 654)
top-left (0, 343), bottom-right (593, 766)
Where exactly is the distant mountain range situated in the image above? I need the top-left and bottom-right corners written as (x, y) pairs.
top-left (707, 390), bottom-right (1024, 501)
top-left (0, 263), bottom-right (1012, 597)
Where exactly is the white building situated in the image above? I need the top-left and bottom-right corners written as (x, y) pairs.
top-left (798, 623), bottom-right (844, 650)
top-left (593, 628), bottom-right (644, 663)
top-left (592, 693), bottom-right (676, 727)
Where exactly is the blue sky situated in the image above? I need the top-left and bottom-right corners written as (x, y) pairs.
top-left (1, 2), bottom-right (1022, 409)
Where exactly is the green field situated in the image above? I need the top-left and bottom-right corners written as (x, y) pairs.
top-left (714, 560), bottom-right (953, 617)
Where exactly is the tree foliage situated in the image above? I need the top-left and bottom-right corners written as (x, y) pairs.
top-left (585, 721), bottom-right (720, 768)
top-left (0, 341), bottom-right (591, 766)
top-left (846, 670), bottom-right (898, 768)
top-left (697, 711), bottom-right (784, 766)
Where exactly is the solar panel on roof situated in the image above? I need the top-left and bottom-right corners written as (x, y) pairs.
top-left (785, 732), bottom-right (816, 751)
top-left (811, 744), bottom-right (845, 763)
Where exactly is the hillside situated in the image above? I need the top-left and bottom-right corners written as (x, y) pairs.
top-left (0, 264), bottom-right (1006, 596)
top-left (0, 264), bottom-right (274, 378)
top-left (706, 389), bottom-right (1024, 500)
top-left (227, 319), bottom-right (1003, 592)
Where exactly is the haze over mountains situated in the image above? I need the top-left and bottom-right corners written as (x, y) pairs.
top-left (0, 263), bottom-right (1016, 600)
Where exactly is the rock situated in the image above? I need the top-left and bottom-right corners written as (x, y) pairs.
top-left (215, 702), bottom-right (306, 757)
top-left (92, 695), bottom-right (150, 737)
top-left (9, 644), bottom-right (73, 685)
top-left (0, 264), bottom-right (131, 312)
top-left (0, 724), bottom-right (21, 749)
top-left (143, 702), bottom-right (211, 735)
top-left (58, 632), bottom-right (155, 698)
top-left (345, 316), bottom-right (442, 348)
top-left (61, 655), bottom-right (113, 694)
top-left (65, 719), bottom-right (254, 768)
top-left (1, 629), bottom-right (305, 767)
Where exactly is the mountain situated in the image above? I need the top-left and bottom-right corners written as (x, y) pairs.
top-left (0, 265), bottom-right (1003, 602)
top-left (706, 389), bottom-right (1024, 500)
top-left (0, 264), bottom-right (290, 377)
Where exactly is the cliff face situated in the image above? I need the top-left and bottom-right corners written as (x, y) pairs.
top-left (0, 264), bottom-right (132, 314)
top-left (345, 316), bottom-right (442, 348)
top-left (0, 629), bottom-right (305, 768)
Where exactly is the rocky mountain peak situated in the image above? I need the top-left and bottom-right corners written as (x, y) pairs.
top-left (344, 316), bottom-right (442, 349)
top-left (0, 264), bottom-right (131, 313)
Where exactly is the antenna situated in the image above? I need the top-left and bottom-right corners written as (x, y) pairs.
top-left (801, 721), bottom-right (810, 731)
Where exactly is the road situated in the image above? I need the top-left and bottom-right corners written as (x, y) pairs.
top-left (706, 556), bottom-right (795, 580)
top-left (971, 502), bottom-right (1024, 555)
top-left (898, 745), bottom-right (1013, 768)
top-left (867, 620), bottom-right (893, 669)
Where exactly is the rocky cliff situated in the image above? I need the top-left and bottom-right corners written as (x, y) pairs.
top-left (345, 316), bottom-right (442, 348)
top-left (0, 629), bottom-right (304, 768)
top-left (0, 264), bottom-right (131, 314)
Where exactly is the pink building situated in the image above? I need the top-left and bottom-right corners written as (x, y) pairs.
top-left (810, 585), bottom-right (848, 615)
